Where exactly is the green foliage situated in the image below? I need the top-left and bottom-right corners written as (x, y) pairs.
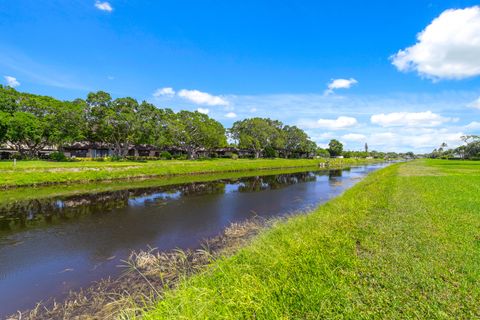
top-left (230, 118), bottom-right (316, 158)
top-left (327, 139), bottom-right (343, 157)
top-left (168, 111), bottom-right (227, 159)
top-left (263, 145), bottom-right (277, 158)
top-left (315, 147), bottom-right (330, 158)
top-left (159, 151), bottom-right (172, 160)
top-left (49, 152), bottom-right (68, 162)
top-left (282, 125), bottom-right (316, 157)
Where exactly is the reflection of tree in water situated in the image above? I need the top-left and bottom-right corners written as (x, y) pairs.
top-left (238, 172), bottom-right (317, 192)
top-left (0, 181), bottom-right (227, 233)
top-left (0, 171), bottom-right (320, 233)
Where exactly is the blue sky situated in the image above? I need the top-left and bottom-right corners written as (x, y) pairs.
top-left (1, 1), bottom-right (480, 152)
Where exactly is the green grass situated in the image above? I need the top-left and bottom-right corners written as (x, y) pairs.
top-left (0, 158), bottom-right (378, 188)
top-left (140, 159), bottom-right (480, 319)
top-left (0, 166), bottom-right (334, 204)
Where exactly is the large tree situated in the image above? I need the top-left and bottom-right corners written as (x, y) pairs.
top-left (87, 93), bottom-right (141, 157)
top-left (0, 87), bottom-right (84, 157)
top-left (283, 125), bottom-right (316, 158)
top-left (230, 118), bottom-right (285, 158)
top-left (328, 139), bottom-right (343, 157)
top-left (169, 111), bottom-right (227, 159)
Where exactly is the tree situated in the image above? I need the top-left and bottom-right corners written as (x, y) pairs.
top-left (328, 139), bottom-right (343, 157)
top-left (365, 142), bottom-right (368, 153)
top-left (86, 92), bottom-right (146, 157)
top-left (7, 111), bottom-right (46, 157)
top-left (230, 118), bottom-right (284, 158)
top-left (0, 87), bottom-right (84, 157)
top-left (283, 125), bottom-right (316, 158)
top-left (316, 147), bottom-right (330, 158)
top-left (134, 102), bottom-right (174, 148)
top-left (0, 111), bottom-right (9, 144)
top-left (169, 111), bottom-right (227, 159)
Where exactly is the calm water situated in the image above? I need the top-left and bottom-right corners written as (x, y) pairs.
top-left (0, 163), bottom-right (388, 317)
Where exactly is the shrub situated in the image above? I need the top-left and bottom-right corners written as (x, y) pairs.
top-left (49, 152), bottom-right (68, 162)
top-left (264, 146), bottom-right (278, 158)
top-left (160, 151), bottom-right (173, 160)
top-left (231, 153), bottom-right (239, 160)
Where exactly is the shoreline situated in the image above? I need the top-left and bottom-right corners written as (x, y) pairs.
top-left (0, 158), bottom-right (384, 189)
top-left (8, 216), bottom-right (275, 320)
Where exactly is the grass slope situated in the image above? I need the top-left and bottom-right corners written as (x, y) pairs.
top-left (141, 159), bottom-right (480, 319)
top-left (0, 158), bottom-right (376, 188)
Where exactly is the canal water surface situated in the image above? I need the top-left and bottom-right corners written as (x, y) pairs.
top-left (0, 163), bottom-right (388, 317)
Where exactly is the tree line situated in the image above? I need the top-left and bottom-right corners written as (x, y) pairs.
top-left (429, 136), bottom-right (480, 160)
top-left (0, 86), bottom-right (401, 160)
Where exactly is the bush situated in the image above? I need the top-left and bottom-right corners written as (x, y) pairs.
top-left (160, 151), bottom-right (172, 160)
top-left (264, 146), bottom-right (278, 158)
top-left (231, 153), bottom-right (239, 160)
top-left (173, 154), bottom-right (188, 160)
top-left (49, 152), bottom-right (68, 162)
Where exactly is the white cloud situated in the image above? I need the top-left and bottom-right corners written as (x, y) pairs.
top-left (95, 1), bottom-right (113, 12)
top-left (178, 89), bottom-right (229, 106)
top-left (249, 107), bottom-right (257, 113)
top-left (464, 121), bottom-right (480, 130)
top-left (153, 87), bottom-right (175, 98)
top-left (370, 111), bottom-right (451, 127)
top-left (4, 75), bottom-right (20, 87)
top-left (197, 108), bottom-right (209, 114)
top-left (369, 129), bottom-right (464, 151)
top-left (391, 6), bottom-right (480, 80)
top-left (468, 97), bottom-right (480, 110)
top-left (225, 112), bottom-right (237, 118)
top-left (324, 78), bottom-right (358, 95)
top-left (342, 133), bottom-right (366, 141)
top-left (300, 116), bottom-right (358, 130)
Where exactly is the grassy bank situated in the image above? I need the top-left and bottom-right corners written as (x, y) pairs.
top-left (0, 158), bottom-right (378, 188)
top-left (139, 159), bottom-right (480, 319)
top-left (0, 166), bottom-right (355, 204)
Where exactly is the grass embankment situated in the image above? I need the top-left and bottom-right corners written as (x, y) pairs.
top-left (0, 158), bottom-right (377, 188)
top-left (0, 166), bottom-right (337, 204)
top-left (140, 159), bottom-right (480, 319)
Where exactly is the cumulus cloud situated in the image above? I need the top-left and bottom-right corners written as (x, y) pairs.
top-left (197, 108), bottom-right (209, 114)
top-left (225, 112), bottom-right (237, 118)
top-left (342, 133), bottom-right (366, 141)
top-left (95, 1), bottom-right (113, 12)
top-left (299, 116), bottom-right (358, 130)
top-left (153, 87), bottom-right (175, 98)
top-left (178, 89), bottom-right (229, 106)
top-left (324, 78), bottom-right (358, 95)
top-left (370, 111), bottom-right (451, 127)
top-left (369, 129), bottom-right (464, 151)
top-left (468, 97), bottom-right (480, 110)
top-left (391, 6), bottom-right (480, 80)
top-left (4, 75), bottom-right (20, 87)
top-left (464, 121), bottom-right (480, 130)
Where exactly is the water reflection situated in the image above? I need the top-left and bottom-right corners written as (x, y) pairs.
top-left (0, 171), bottom-right (322, 234)
top-left (0, 164), bottom-right (387, 317)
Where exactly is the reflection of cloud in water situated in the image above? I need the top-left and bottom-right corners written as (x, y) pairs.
top-left (128, 191), bottom-right (181, 207)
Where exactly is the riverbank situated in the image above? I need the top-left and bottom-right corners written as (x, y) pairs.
top-left (135, 159), bottom-right (480, 319)
top-left (0, 158), bottom-right (380, 188)
top-left (8, 217), bottom-right (272, 319)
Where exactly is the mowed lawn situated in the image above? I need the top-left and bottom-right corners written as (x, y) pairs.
top-left (140, 159), bottom-right (480, 319)
top-left (0, 158), bottom-right (373, 188)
